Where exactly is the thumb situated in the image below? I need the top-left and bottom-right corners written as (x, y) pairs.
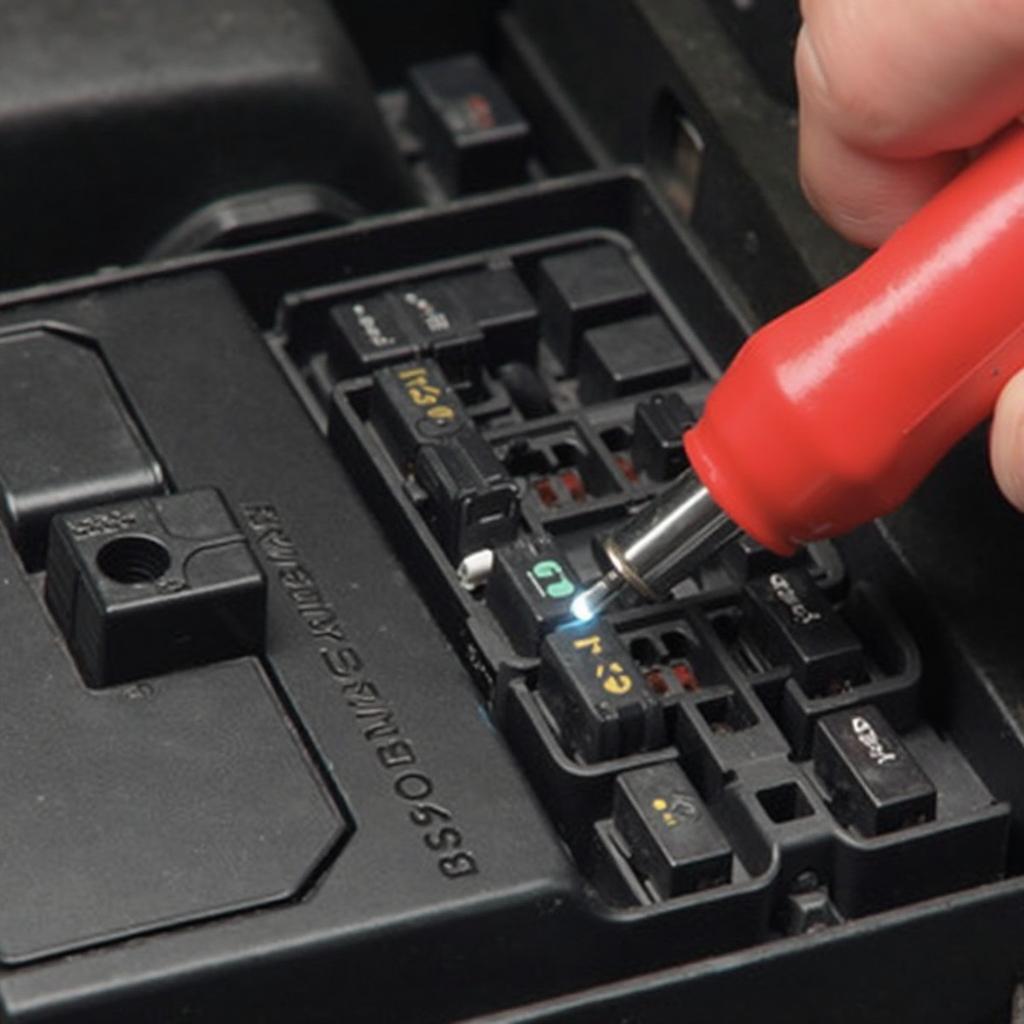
top-left (990, 367), bottom-right (1024, 511)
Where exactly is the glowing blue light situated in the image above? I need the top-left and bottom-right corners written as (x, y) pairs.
top-left (571, 592), bottom-right (595, 622)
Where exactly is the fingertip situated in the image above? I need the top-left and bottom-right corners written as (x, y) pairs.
top-left (797, 0), bottom-right (1024, 158)
top-left (794, 23), bottom-right (828, 104)
top-left (990, 368), bottom-right (1024, 512)
top-left (798, 111), bottom-right (964, 247)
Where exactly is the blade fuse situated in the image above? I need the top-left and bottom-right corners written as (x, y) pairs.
top-left (574, 123), bottom-right (1024, 620)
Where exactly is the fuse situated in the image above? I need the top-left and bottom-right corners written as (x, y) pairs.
top-left (397, 281), bottom-right (479, 346)
top-left (813, 705), bottom-right (936, 837)
top-left (414, 430), bottom-right (518, 559)
top-left (613, 762), bottom-right (732, 898)
top-left (538, 622), bottom-right (664, 762)
top-left (330, 284), bottom-right (482, 378)
top-left (371, 360), bottom-right (519, 558)
top-left (743, 569), bottom-right (863, 694)
top-left (370, 359), bottom-right (471, 469)
top-left (485, 535), bottom-right (579, 655)
top-left (328, 293), bottom-right (418, 376)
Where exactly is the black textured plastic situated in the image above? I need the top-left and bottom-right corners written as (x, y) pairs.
top-left (0, 5), bottom-right (1020, 1023)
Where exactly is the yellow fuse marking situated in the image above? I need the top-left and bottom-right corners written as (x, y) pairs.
top-left (574, 635), bottom-right (633, 694)
top-left (398, 366), bottom-right (456, 420)
top-left (651, 797), bottom-right (679, 828)
top-left (573, 635), bottom-right (603, 655)
top-left (596, 660), bottom-right (632, 695)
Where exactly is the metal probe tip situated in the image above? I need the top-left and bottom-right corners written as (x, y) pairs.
top-left (575, 471), bottom-right (742, 620)
top-left (571, 571), bottom-right (627, 622)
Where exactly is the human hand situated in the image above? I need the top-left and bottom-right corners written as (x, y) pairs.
top-left (795, 0), bottom-right (1024, 507)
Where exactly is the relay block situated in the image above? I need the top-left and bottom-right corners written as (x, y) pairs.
top-left (0, 15), bottom-right (1020, 1024)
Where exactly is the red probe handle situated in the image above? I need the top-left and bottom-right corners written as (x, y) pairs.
top-left (684, 123), bottom-right (1024, 554)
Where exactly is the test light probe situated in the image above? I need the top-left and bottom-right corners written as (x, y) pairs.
top-left (573, 124), bottom-right (1024, 621)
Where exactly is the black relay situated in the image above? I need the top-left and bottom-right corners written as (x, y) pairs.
top-left (537, 244), bottom-right (649, 370)
top-left (579, 314), bottom-right (692, 402)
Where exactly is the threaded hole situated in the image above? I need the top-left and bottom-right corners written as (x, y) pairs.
top-left (97, 536), bottom-right (171, 584)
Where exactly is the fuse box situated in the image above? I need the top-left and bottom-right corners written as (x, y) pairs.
top-left (0, 2), bottom-right (1021, 1022)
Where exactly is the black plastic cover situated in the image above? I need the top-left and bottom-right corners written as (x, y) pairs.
top-left (0, 329), bottom-right (164, 569)
top-left (0, 0), bottom-right (417, 287)
top-left (46, 489), bottom-right (267, 687)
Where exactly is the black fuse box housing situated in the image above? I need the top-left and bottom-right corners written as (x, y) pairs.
top-left (0, 329), bottom-right (164, 569)
top-left (0, 3), bottom-right (1021, 1024)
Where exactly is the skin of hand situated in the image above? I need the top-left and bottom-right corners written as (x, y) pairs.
top-left (795, 0), bottom-right (1024, 509)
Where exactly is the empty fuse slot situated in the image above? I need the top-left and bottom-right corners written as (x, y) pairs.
top-left (630, 636), bottom-right (661, 667)
top-left (601, 426), bottom-right (633, 452)
top-left (599, 426), bottom-right (642, 485)
top-left (705, 606), bottom-right (766, 676)
top-left (756, 782), bottom-right (814, 825)
top-left (625, 626), bottom-right (704, 699)
top-left (496, 424), bottom-right (621, 512)
top-left (698, 694), bottom-right (757, 735)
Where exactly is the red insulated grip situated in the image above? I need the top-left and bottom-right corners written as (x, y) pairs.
top-left (684, 123), bottom-right (1024, 554)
